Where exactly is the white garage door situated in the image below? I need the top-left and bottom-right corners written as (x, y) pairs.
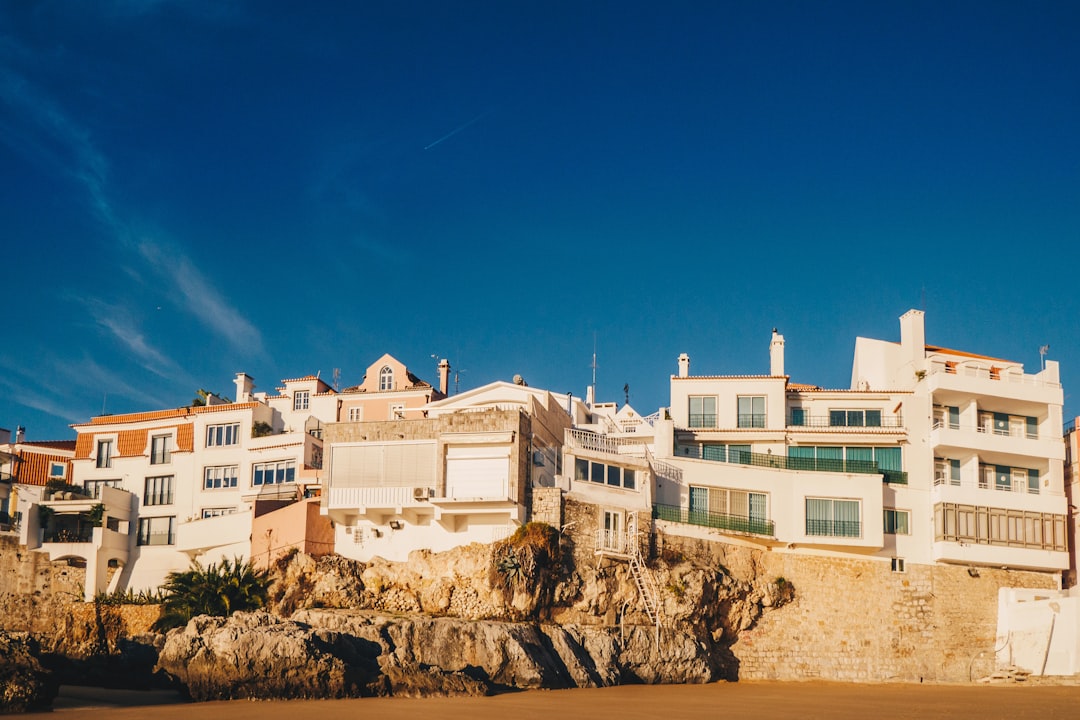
top-left (445, 445), bottom-right (510, 498)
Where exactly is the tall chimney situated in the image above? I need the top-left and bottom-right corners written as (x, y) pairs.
top-left (770, 328), bottom-right (785, 376)
top-left (438, 359), bottom-right (451, 396)
top-left (234, 373), bottom-right (255, 403)
top-left (677, 353), bottom-right (690, 378)
top-left (899, 310), bottom-right (925, 364)
top-left (15, 426), bottom-right (25, 444)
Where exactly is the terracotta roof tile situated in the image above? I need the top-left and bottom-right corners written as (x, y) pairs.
top-left (12, 449), bottom-right (72, 486)
top-left (925, 345), bottom-right (1014, 364)
top-left (74, 402), bottom-right (261, 427)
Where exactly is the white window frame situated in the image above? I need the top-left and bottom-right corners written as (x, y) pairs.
top-left (737, 396), bottom-right (766, 428)
top-left (201, 507), bottom-right (237, 519)
top-left (144, 475), bottom-right (174, 506)
top-left (204, 465), bottom-right (239, 490)
top-left (253, 460), bottom-right (296, 486)
top-left (293, 391), bottom-right (310, 411)
top-left (688, 395), bottom-right (717, 428)
top-left (137, 516), bottom-right (175, 546)
top-left (883, 508), bottom-right (910, 535)
top-left (150, 434), bottom-right (172, 465)
top-left (206, 423), bottom-right (240, 448)
top-left (48, 462), bottom-right (66, 479)
top-left (379, 366), bottom-right (394, 392)
top-left (805, 497), bottom-right (861, 537)
top-left (389, 403), bottom-right (405, 420)
top-left (347, 407), bottom-right (363, 422)
top-left (96, 439), bottom-right (113, 469)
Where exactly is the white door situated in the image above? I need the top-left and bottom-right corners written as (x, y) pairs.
top-left (445, 445), bottom-right (510, 498)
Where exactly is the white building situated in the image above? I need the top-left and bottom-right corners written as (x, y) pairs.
top-left (29, 373), bottom-right (333, 600)
top-left (650, 310), bottom-right (1067, 578)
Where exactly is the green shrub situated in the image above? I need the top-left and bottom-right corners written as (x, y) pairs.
top-left (153, 557), bottom-right (269, 631)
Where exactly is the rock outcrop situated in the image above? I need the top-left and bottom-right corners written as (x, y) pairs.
top-left (0, 632), bottom-right (56, 714)
top-left (156, 609), bottom-right (720, 701)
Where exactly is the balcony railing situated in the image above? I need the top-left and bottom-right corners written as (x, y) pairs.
top-left (737, 414), bottom-right (766, 428)
top-left (688, 413), bottom-right (717, 429)
top-left (805, 519), bottom-right (861, 538)
top-left (676, 445), bottom-right (905, 482)
top-left (565, 429), bottom-right (649, 458)
top-left (43, 525), bottom-right (95, 543)
top-left (788, 415), bottom-right (904, 429)
top-left (654, 503), bottom-right (775, 536)
top-left (928, 360), bottom-right (1060, 388)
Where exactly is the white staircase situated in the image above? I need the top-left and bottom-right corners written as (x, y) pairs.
top-left (625, 513), bottom-right (662, 647)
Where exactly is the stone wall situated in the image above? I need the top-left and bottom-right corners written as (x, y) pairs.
top-left (530, 487), bottom-right (563, 528)
top-left (658, 533), bottom-right (1059, 683)
top-left (0, 534), bottom-right (85, 634)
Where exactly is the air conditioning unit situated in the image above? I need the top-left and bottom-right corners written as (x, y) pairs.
top-left (413, 487), bottom-right (432, 500)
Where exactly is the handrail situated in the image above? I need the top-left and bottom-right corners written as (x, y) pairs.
top-left (654, 503), bottom-right (775, 536)
top-left (788, 415), bottom-right (904, 429)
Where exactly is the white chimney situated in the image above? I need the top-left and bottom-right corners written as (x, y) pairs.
top-left (899, 309), bottom-right (925, 364)
top-left (234, 373), bottom-right (255, 403)
top-left (15, 426), bottom-right (25, 444)
top-left (677, 353), bottom-right (690, 378)
top-left (770, 328), bottom-right (785, 377)
top-left (438, 359), bottom-right (451, 396)
top-left (585, 384), bottom-right (595, 407)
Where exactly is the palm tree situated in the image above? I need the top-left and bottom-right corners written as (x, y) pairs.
top-left (154, 557), bottom-right (269, 631)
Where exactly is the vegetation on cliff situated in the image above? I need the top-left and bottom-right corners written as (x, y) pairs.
top-left (154, 558), bottom-right (269, 631)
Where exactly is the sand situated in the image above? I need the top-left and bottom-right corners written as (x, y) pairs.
top-left (31, 682), bottom-right (1080, 720)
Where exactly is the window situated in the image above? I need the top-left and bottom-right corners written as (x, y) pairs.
top-left (253, 460), bottom-right (295, 486)
top-left (201, 507), bottom-right (236, 519)
top-left (96, 440), bottom-right (113, 468)
top-left (787, 446), bottom-right (900, 476)
top-left (48, 462), bottom-right (66, 479)
top-left (884, 509), bottom-right (910, 535)
top-left (789, 407), bottom-right (805, 426)
top-left (688, 396), bottom-right (716, 428)
top-left (697, 443), bottom-right (751, 463)
top-left (83, 479), bottom-right (121, 499)
top-left (737, 396), bottom-right (765, 428)
top-left (379, 366), bottom-right (394, 391)
top-left (204, 466), bottom-right (238, 489)
top-left (137, 516), bottom-right (175, 546)
top-left (689, 485), bottom-right (769, 532)
top-left (144, 475), bottom-right (174, 506)
top-left (806, 498), bottom-right (861, 537)
top-left (150, 434), bottom-right (171, 464)
top-left (573, 457), bottom-right (637, 490)
top-left (935, 458), bottom-right (961, 486)
top-left (389, 403), bottom-right (405, 420)
top-left (935, 502), bottom-right (1067, 551)
top-left (347, 407), bottom-right (363, 422)
top-left (828, 409), bottom-right (882, 427)
top-left (891, 558), bottom-right (906, 573)
top-left (934, 405), bottom-right (959, 430)
top-left (206, 423), bottom-right (240, 447)
top-left (293, 391), bottom-right (309, 411)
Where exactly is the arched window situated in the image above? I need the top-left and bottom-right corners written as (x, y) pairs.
top-left (379, 366), bottom-right (394, 391)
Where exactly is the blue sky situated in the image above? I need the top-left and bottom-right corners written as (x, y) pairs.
top-left (1, 1), bottom-right (1078, 440)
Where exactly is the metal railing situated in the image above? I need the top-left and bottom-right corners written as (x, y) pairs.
top-left (932, 419), bottom-right (1041, 440)
top-left (788, 415), bottom-right (905, 429)
top-left (676, 444), bottom-right (905, 483)
top-left (737, 414), bottom-right (766, 428)
top-left (43, 526), bottom-right (95, 543)
top-left (565, 428), bottom-right (649, 458)
top-left (688, 413), bottom-right (717, 429)
top-left (927, 360), bottom-right (1060, 388)
top-left (805, 519), bottom-right (861, 538)
top-left (654, 502), bottom-right (775, 536)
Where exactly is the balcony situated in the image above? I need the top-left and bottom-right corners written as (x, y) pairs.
top-left (787, 414), bottom-right (904, 431)
top-left (931, 420), bottom-right (1065, 462)
top-left (675, 445), bottom-right (905, 483)
top-left (927, 360), bottom-right (1062, 405)
top-left (564, 428), bottom-right (649, 460)
top-left (654, 502), bottom-right (775, 537)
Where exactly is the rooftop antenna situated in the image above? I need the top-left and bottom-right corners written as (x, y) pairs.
top-left (454, 368), bottom-right (467, 395)
top-left (624, 383), bottom-right (629, 406)
top-left (1040, 345), bottom-right (1049, 371)
top-left (101, 392), bottom-right (107, 416)
top-left (591, 332), bottom-right (598, 401)
top-left (332, 368), bottom-right (341, 391)
top-left (431, 354), bottom-right (442, 386)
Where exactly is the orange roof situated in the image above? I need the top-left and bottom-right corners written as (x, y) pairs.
top-left (786, 382), bottom-right (822, 391)
top-left (672, 374), bottom-right (787, 381)
top-left (12, 449), bottom-right (72, 486)
top-left (19, 440), bottom-right (77, 451)
top-left (75, 425), bottom-right (194, 459)
top-left (74, 402), bottom-right (262, 428)
top-left (924, 345), bottom-right (1014, 364)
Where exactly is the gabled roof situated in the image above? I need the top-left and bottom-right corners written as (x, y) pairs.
top-left (72, 402), bottom-right (262, 428)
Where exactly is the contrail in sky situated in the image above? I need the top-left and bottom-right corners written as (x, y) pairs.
top-left (424, 111), bottom-right (490, 150)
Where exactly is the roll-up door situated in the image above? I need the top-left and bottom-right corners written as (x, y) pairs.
top-left (445, 445), bottom-right (510, 498)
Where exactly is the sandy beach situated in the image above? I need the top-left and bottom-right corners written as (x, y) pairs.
top-left (32, 681), bottom-right (1080, 720)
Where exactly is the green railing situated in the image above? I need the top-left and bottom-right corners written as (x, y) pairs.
top-left (676, 445), bottom-right (906, 483)
top-left (653, 503), bottom-right (775, 536)
top-left (805, 519), bottom-right (862, 538)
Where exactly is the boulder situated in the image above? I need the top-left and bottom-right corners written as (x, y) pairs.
top-left (0, 632), bottom-right (56, 714)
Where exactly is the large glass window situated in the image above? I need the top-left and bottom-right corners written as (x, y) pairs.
top-left (806, 498), bottom-right (861, 537)
top-left (689, 396), bottom-right (717, 428)
top-left (379, 366), bottom-right (394, 391)
top-left (253, 460), bottom-right (296, 486)
top-left (573, 458), bottom-right (637, 490)
top-left (828, 409), bottom-right (882, 427)
top-left (137, 516), bottom-right (175, 546)
top-left (144, 475), bottom-right (174, 506)
top-left (204, 466), bottom-right (239, 489)
top-left (738, 396), bottom-right (765, 428)
top-left (150, 434), bottom-right (171, 465)
top-left (84, 479), bottom-right (121, 499)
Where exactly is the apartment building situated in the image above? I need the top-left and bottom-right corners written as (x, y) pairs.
top-left (650, 310), bottom-right (1067, 578)
top-left (27, 374), bottom-right (331, 600)
top-left (0, 426), bottom-right (76, 537)
top-left (324, 378), bottom-right (582, 562)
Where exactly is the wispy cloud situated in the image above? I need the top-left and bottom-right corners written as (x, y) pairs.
top-left (85, 299), bottom-right (180, 378)
top-left (138, 240), bottom-right (265, 355)
top-left (54, 356), bottom-right (172, 411)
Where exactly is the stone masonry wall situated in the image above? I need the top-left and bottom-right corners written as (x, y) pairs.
top-left (725, 548), bottom-right (1057, 682)
top-left (0, 534), bottom-right (85, 634)
top-left (530, 487), bottom-right (563, 528)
